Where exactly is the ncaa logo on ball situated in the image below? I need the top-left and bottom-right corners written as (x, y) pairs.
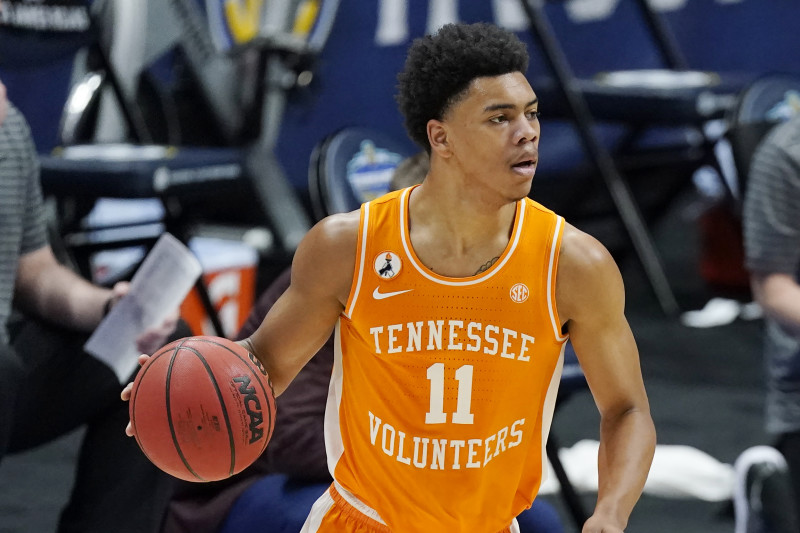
top-left (510, 283), bottom-right (529, 303)
top-left (232, 376), bottom-right (264, 444)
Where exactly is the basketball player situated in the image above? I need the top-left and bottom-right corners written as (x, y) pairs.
top-left (124, 22), bottom-right (656, 532)
top-left (157, 152), bottom-right (564, 533)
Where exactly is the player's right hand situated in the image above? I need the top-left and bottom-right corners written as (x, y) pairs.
top-left (121, 353), bottom-right (151, 436)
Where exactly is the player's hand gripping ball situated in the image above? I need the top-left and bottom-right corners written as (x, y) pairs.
top-left (128, 336), bottom-right (276, 482)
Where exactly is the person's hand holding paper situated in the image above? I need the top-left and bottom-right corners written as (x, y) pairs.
top-left (85, 233), bottom-right (203, 382)
top-left (105, 280), bottom-right (181, 356)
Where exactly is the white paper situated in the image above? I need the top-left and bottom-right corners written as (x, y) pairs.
top-left (85, 233), bottom-right (203, 383)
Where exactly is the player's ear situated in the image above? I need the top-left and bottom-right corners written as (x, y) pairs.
top-left (427, 119), bottom-right (451, 158)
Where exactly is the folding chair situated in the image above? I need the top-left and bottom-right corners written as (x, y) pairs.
top-left (518, 0), bottom-right (748, 316)
top-left (308, 127), bottom-right (415, 220)
top-left (725, 73), bottom-right (800, 210)
top-left (40, 0), bottom-right (319, 253)
top-left (2, 0), bottom-right (344, 334)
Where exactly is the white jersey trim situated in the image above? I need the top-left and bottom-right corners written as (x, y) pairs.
top-left (345, 202), bottom-right (371, 319)
top-left (334, 481), bottom-right (388, 525)
top-left (299, 488), bottom-right (334, 532)
top-left (547, 216), bottom-right (568, 342)
top-left (324, 322), bottom-right (346, 477)
top-left (399, 187), bottom-right (525, 286)
top-left (539, 342), bottom-right (566, 487)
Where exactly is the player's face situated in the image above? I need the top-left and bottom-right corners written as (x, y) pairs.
top-left (440, 72), bottom-right (540, 201)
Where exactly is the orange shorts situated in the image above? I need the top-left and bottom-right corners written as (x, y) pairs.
top-left (300, 483), bottom-right (520, 533)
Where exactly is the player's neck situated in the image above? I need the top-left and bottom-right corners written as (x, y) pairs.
top-left (415, 169), bottom-right (518, 230)
top-left (407, 180), bottom-right (517, 276)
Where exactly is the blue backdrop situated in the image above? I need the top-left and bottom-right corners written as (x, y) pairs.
top-left (1, 0), bottom-right (799, 192)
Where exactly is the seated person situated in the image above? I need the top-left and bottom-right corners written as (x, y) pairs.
top-left (0, 87), bottom-right (184, 533)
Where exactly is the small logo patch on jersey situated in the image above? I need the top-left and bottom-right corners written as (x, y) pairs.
top-left (374, 251), bottom-right (402, 279)
top-left (372, 287), bottom-right (413, 300)
top-left (510, 283), bottom-right (529, 303)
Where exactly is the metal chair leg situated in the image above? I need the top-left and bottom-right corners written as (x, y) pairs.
top-left (546, 433), bottom-right (590, 530)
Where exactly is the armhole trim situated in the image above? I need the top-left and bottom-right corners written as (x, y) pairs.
top-left (344, 202), bottom-right (370, 319)
top-left (547, 215), bottom-right (568, 342)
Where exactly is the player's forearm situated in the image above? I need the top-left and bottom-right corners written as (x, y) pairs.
top-left (238, 281), bottom-right (343, 398)
top-left (238, 335), bottom-right (313, 398)
top-left (592, 407), bottom-right (656, 528)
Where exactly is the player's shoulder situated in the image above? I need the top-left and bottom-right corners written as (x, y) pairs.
top-left (292, 210), bottom-right (361, 300)
top-left (559, 223), bottom-right (614, 271)
top-left (296, 210), bottom-right (360, 274)
top-left (555, 223), bottom-right (623, 321)
top-left (307, 210), bottom-right (361, 251)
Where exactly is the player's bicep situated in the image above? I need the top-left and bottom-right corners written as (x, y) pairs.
top-left (569, 309), bottom-right (647, 418)
top-left (558, 230), bottom-right (649, 417)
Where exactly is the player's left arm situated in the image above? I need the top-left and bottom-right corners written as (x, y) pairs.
top-left (555, 225), bottom-right (656, 533)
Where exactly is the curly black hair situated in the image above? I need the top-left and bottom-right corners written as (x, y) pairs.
top-left (396, 23), bottom-right (530, 152)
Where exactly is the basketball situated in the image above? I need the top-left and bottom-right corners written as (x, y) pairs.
top-left (128, 336), bottom-right (276, 482)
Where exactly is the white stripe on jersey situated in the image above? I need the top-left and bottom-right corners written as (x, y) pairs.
top-left (299, 488), bottom-right (335, 532)
top-left (539, 342), bottom-right (566, 487)
top-left (547, 216), bottom-right (568, 342)
top-left (324, 323), bottom-right (346, 476)
top-left (345, 202), bottom-right (370, 319)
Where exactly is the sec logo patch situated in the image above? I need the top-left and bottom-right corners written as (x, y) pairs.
top-left (510, 283), bottom-right (529, 303)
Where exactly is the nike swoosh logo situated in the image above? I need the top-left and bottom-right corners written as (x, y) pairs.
top-left (372, 287), bottom-right (413, 300)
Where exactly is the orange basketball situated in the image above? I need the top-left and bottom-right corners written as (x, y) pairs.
top-left (128, 336), bottom-right (276, 482)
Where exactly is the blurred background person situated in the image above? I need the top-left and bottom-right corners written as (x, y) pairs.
top-left (737, 115), bottom-right (800, 533)
top-left (0, 86), bottom-right (184, 533)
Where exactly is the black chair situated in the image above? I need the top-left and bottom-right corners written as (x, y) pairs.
top-left (725, 73), bottom-right (800, 211)
top-left (308, 127), bottom-right (415, 220)
top-left (519, 0), bottom-right (749, 316)
top-left (17, 1), bottom-right (340, 334)
top-left (38, 1), bottom-right (319, 258)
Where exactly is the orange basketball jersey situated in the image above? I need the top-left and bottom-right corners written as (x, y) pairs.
top-left (324, 186), bottom-right (568, 532)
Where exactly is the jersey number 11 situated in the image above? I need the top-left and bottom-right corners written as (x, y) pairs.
top-left (425, 363), bottom-right (475, 425)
